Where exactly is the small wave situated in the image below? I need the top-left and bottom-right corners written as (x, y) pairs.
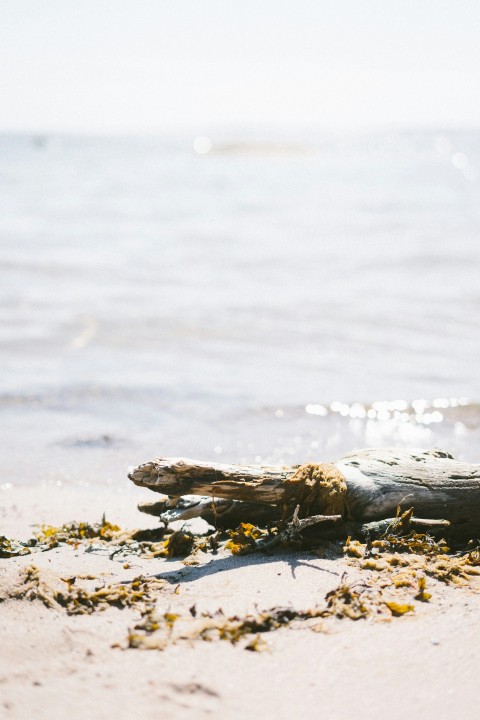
top-left (0, 393), bottom-right (41, 406)
top-left (195, 139), bottom-right (312, 157)
top-left (53, 434), bottom-right (129, 449)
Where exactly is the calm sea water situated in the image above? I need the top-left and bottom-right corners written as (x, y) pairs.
top-left (1, 128), bottom-right (480, 487)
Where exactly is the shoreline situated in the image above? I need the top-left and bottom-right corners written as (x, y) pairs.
top-left (1, 485), bottom-right (480, 720)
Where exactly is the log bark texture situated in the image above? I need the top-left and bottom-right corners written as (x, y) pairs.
top-left (129, 448), bottom-right (480, 539)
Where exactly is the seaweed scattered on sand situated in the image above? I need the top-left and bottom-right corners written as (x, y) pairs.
top-left (362, 550), bottom-right (480, 586)
top-left (2, 518), bottom-right (171, 560)
top-left (344, 508), bottom-right (480, 587)
top-left (35, 515), bottom-right (122, 547)
top-left (9, 565), bottom-right (168, 615)
top-left (3, 517), bottom-right (205, 562)
top-left (126, 570), bottom-right (422, 652)
top-left (4, 499), bottom-right (480, 653)
top-left (127, 604), bottom-right (325, 651)
top-left (6, 559), bottom-right (420, 652)
top-left (29, 515), bottom-right (218, 561)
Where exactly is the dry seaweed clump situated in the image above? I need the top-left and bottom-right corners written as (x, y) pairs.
top-left (9, 565), bottom-right (167, 615)
top-left (324, 580), bottom-right (377, 620)
top-left (162, 530), bottom-right (195, 558)
top-left (0, 535), bottom-right (34, 558)
top-left (114, 529), bottom-right (211, 561)
top-left (325, 575), bottom-right (415, 619)
top-left (35, 515), bottom-right (122, 548)
top-left (224, 523), bottom-right (269, 555)
top-left (283, 463), bottom-right (347, 518)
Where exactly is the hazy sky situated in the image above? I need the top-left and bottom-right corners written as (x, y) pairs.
top-left (1, 0), bottom-right (480, 133)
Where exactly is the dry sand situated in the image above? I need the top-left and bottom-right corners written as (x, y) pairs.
top-left (1, 484), bottom-right (480, 720)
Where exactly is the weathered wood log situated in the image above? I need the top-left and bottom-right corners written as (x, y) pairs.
top-left (129, 448), bottom-right (480, 540)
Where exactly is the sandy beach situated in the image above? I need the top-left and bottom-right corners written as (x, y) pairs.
top-left (3, 2), bottom-right (480, 718)
top-left (1, 483), bottom-right (479, 720)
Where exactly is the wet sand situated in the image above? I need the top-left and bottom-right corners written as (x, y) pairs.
top-left (1, 484), bottom-right (480, 720)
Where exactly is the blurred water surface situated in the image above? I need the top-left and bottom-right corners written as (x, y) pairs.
top-left (1, 129), bottom-right (480, 486)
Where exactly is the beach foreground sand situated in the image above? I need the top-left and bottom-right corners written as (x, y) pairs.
top-left (1, 485), bottom-right (479, 720)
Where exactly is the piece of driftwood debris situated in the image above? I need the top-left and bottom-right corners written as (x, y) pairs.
top-left (129, 448), bottom-right (480, 540)
top-left (137, 496), bottom-right (280, 528)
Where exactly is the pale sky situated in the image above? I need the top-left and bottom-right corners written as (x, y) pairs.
top-left (1, 0), bottom-right (480, 133)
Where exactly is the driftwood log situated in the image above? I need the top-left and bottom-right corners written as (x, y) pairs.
top-left (129, 448), bottom-right (480, 542)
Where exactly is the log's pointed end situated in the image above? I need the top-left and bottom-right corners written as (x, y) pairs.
top-left (128, 457), bottom-right (171, 490)
top-left (128, 466), bottom-right (149, 488)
